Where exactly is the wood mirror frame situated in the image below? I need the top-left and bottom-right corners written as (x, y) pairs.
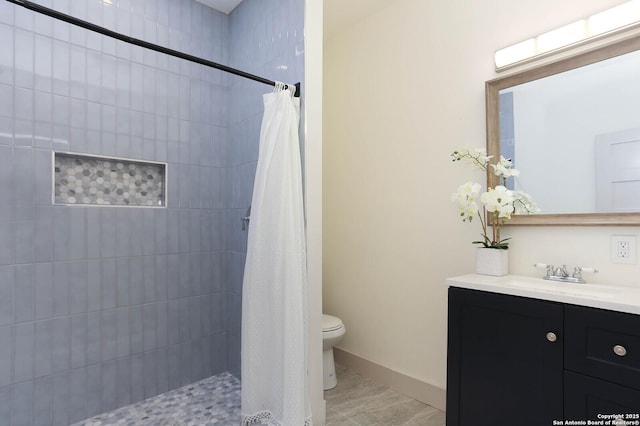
top-left (486, 34), bottom-right (640, 226)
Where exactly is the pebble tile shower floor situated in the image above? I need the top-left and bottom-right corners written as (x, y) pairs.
top-left (71, 372), bottom-right (241, 426)
top-left (71, 365), bottom-right (444, 425)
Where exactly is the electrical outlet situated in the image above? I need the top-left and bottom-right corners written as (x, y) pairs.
top-left (618, 241), bottom-right (630, 258)
top-left (611, 235), bottom-right (637, 264)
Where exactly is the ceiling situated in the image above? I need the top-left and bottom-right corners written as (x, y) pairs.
top-left (194, 0), bottom-right (243, 15)
top-left (194, 0), bottom-right (399, 37)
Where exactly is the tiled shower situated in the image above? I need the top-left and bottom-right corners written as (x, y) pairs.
top-left (0, 0), bottom-right (304, 424)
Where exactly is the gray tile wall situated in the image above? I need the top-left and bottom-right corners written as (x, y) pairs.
top-left (226, 0), bottom-right (305, 378)
top-left (0, 0), bottom-right (233, 424)
top-left (0, 0), bottom-right (305, 422)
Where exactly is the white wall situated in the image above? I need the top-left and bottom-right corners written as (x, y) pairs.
top-left (323, 0), bottom-right (640, 400)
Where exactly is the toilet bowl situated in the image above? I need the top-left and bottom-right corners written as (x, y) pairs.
top-left (322, 314), bottom-right (346, 390)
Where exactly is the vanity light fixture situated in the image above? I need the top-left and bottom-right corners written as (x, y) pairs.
top-left (495, 0), bottom-right (640, 70)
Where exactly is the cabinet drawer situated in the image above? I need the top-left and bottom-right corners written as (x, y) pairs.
top-left (565, 305), bottom-right (640, 390)
top-left (565, 371), bottom-right (640, 417)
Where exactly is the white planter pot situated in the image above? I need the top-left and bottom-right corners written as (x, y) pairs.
top-left (476, 247), bottom-right (509, 276)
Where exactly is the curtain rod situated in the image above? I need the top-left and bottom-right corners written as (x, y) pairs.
top-left (5, 0), bottom-right (301, 97)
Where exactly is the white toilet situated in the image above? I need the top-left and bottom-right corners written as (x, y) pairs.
top-left (322, 314), bottom-right (346, 390)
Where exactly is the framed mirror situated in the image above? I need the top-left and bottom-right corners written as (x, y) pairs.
top-left (486, 34), bottom-right (640, 225)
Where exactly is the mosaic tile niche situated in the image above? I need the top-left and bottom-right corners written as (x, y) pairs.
top-left (54, 153), bottom-right (166, 207)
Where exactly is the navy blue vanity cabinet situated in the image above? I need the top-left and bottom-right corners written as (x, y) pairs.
top-left (564, 305), bottom-right (640, 418)
top-left (446, 287), bottom-right (564, 426)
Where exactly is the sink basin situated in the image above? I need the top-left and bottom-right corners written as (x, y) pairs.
top-left (506, 279), bottom-right (624, 299)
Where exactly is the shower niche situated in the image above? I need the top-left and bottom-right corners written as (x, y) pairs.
top-left (53, 152), bottom-right (167, 207)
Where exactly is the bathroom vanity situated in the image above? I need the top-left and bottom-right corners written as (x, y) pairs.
top-left (446, 275), bottom-right (640, 426)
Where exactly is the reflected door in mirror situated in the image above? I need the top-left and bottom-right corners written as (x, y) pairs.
top-left (595, 128), bottom-right (640, 212)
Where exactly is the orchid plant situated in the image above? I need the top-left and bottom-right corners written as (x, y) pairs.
top-left (451, 147), bottom-right (539, 249)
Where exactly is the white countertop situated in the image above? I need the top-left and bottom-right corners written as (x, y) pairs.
top-left (447, 274), bottom-right (640, 315)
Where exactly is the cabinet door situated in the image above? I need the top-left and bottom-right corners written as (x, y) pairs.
top-left (446, 287), bottom-right (563, 426)
top-left (565, 371), bottom-right (640, 418)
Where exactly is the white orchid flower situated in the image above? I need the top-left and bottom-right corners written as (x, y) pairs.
top-left (451, 147), bottom-right (492, 170)
top-left (491, 156), bottom-right (520, 178)
top-left (513, 191), bottom-right (541, 215)
top-left (480, 185), bottom-right (515, 219)
top-left (452, 181), bottom-right (481, 222)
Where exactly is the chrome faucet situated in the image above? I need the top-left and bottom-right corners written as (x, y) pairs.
top-left (534, 263), bottom-right (599, 284)
top-left (554, 264), bottom-right (570, 278)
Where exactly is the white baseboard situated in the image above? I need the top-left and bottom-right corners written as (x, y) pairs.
top-left (333, 347), bottom-right (446, 412)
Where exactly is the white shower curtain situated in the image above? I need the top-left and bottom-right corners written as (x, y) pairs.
top-left (241, 83), bottom-right (312, 426)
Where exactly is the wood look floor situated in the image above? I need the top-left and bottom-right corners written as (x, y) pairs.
top-left (324, 365), bottom-right (446, 426)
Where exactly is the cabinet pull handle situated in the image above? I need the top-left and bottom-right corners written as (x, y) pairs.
top-left (546, 332), bottom-right (557, 342)
top-left (613, 345), bottom-right (627, 357)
